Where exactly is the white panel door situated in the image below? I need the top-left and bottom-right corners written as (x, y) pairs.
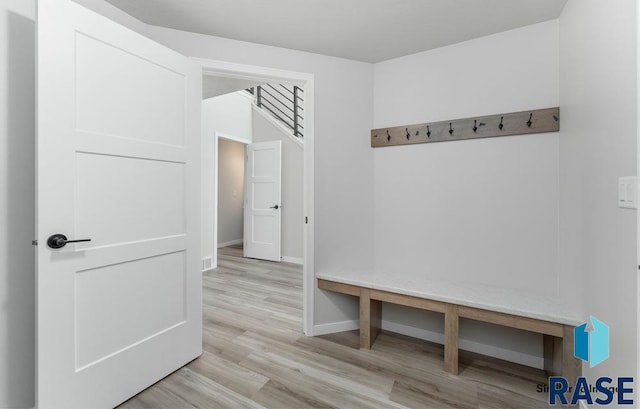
top-left (36, 1), bottom-right (202, 408)
top-left (244, 141), bottom-right (282, 262)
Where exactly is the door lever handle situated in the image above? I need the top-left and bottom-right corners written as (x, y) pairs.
top-left (269, 205), bottom-right (280, 209)
top-left (47, 234), bottom-right (92, 249)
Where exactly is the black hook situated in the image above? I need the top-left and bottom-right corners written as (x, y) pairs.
top-left (526, 113), bottom-right (533, 128)
top-left (473, 120), bottom-right (478, 133)
top-left (553, 114), bottom-right (559, 122)
top-left (449, 122), bottom-right (454, 135)
top-left (498, 116), bottom-right (504, 130)
top-left (426, 125), bottom-right (431, 138)
top-left (406, 128), bottom-right (410, 140)
top-left (386, 130), bottom-right (391, 142)
top-left (415, 130), bottom-right (420, 136)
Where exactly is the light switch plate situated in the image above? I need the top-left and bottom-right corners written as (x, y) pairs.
top-left (618, 177), bottom-right (638, 209)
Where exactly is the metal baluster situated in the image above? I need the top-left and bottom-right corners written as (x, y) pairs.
top-left (257, 85), bottom-right (262, 108)
top-left (293, 86), bottom-right (299, 137)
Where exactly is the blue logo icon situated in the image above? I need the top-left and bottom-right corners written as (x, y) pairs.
top-left (574, 316), bottom-right (609, 368)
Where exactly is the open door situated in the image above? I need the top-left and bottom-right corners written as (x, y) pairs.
top-left (244, 141), bottom-right (282, 262)
top-left (36, 1), bottom-right (202, 407)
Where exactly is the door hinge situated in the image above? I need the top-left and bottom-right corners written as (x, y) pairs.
top-left (32, 240), bottom-right (38, 246)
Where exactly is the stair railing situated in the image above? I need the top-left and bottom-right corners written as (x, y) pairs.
top-left (251, 84), bottom-right (304, 139)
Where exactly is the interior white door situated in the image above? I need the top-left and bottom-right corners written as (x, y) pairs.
top-left (244, 141), bottom-right (282, 262)
top-left (36, 1), bottom-right (202, 408)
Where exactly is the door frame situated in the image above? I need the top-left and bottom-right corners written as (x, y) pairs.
top-left (637, 4), bottom-right (640, 386)
top-left (196, 58), bottom-right (315, 336)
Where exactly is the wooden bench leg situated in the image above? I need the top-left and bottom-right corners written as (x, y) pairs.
top-left (444, 304), bottom-right (459, 375)
top-left (543, 334), bottom-right (564, 377)
top-left (562, 325), bottom-right (582, 385)
top-left (543, 334), bottom-right (554, 375)
top-left (359, 289), bottom-right (381, 349)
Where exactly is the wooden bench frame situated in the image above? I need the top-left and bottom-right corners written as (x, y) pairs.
top-left (317, 278), bottom-right (581, 383)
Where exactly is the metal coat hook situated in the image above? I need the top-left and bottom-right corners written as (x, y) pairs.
top-left (415, 130), bottom-right (420, 136)
top-left (553, 115), bottom-right (559, 122)
top-left (526, 113), bottom-right (533, 128)
top-left (426, 125), bottom-right (431, 138)
top-left (405, 128), bottom-right (410, 140)
top-left (386, 130), bottom-right (391, 142)
top-left (498, 116), bottom-right (504, 130)
top-left (449, 122), bottom-right (454, 135)
top-left (473, 120), bottom-right (478, 133)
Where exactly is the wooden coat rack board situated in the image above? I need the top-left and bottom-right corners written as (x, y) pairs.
top-left (371, 107), bottom-right (559, 148)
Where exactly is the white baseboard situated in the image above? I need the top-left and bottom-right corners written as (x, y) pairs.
top-left (217, 239), bottom-right (243, 248)
top-left (313, 319), bottom-right (543, 369)
top-left (281, 256), bottom-right (303, 265)
top-left (313, 320), bottom-right (359, 336)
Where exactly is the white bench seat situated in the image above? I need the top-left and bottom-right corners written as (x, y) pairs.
top-left (316, 271), bottom-right (582, 382)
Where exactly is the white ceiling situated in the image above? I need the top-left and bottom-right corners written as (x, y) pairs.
top-left (104, 0), bottom-right (567, 63)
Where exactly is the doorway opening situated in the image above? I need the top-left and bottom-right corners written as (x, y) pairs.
top-left (216, 136), bottom-right (247, 252)
top-left (197, 59), bottom-right (315, 335)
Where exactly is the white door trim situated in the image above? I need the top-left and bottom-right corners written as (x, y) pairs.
top-left (197, 58), bottom-right (315, 336)
top-left (637, 4), bottom-right (640, 386)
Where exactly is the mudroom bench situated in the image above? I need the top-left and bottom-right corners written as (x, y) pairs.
top-left (316, 272), bottom-right (582, 383)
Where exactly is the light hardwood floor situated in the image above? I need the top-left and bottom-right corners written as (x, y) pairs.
top-left (119, 246), bottom-right (550, 408)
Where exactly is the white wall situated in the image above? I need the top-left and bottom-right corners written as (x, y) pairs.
top-left (202, 92), bottom-right (253, 142)
top-left (559, 0), bottom-right (637, 385)
top-left (217, 138), bottom-right (245, 246)
top-left (147, 26), bottom-right (374, 325)
top-left (0, 1), bottom-right (35, 408)
top-left (201, 93), bottom-right (253, 263)
top-left (372, 21), bottom-right (560, 366)
top-left (252, 107), bottom-right (304, 261)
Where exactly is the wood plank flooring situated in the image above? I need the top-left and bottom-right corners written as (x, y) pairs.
top-left (118, 246), bottom-right (551, 408)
